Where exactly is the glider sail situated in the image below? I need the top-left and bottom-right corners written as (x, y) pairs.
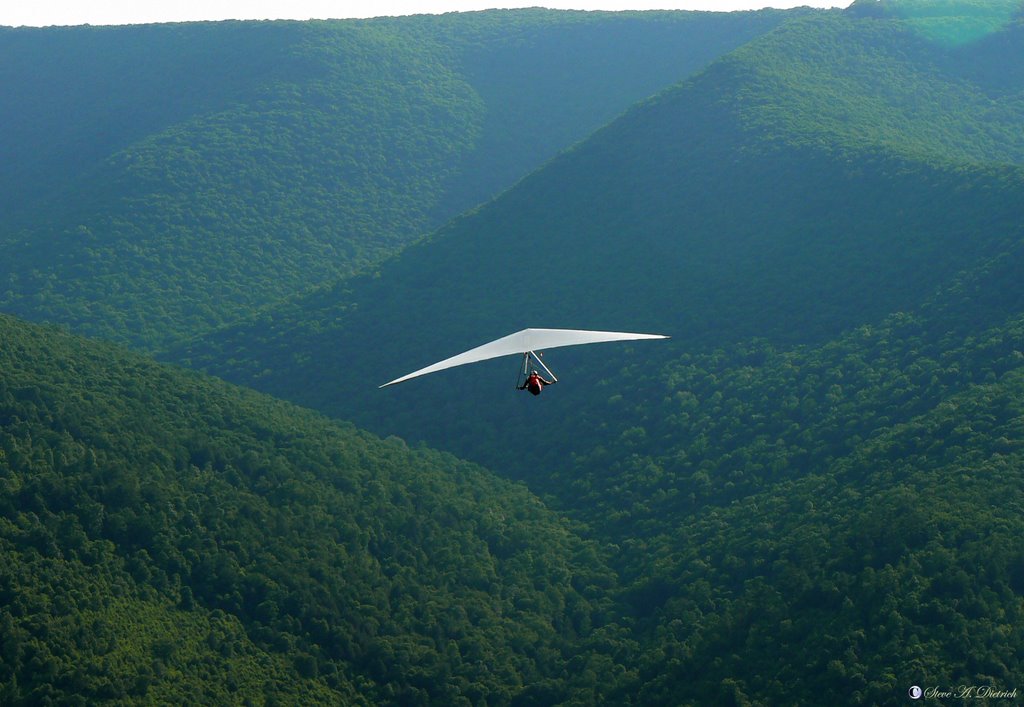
top-left (380, 328), bottom-right (669, 388)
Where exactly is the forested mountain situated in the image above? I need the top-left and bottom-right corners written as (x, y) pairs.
top-left (5, 1), bottom-right (1024, 705)
top-left (0, 312), bottom-right (634, 704)
top-left (0, 9), bottom-right (791, 349)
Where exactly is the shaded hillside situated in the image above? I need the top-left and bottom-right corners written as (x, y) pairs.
top-left (0, 313), bottom-right (625, 705)
top-left (424, 9), bottom-right (799, 213)
top-left (173, 4), bottom-right (1024, 458)
top-left (0, 9), bottom-right (792, 349)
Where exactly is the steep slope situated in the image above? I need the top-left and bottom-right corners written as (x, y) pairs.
top-left (174, 5), bottom-right (1024, 463)
top-left (571, 247), bottom-right (1024, 703)
top-left (426, 9), bottom-right (799, 213)
top-left (0, 9), bottom-right (791, 349)
top-left (0, 312), bottom-right (626, 704)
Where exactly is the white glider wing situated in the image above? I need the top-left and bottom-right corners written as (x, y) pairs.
top-left (380, 328), bottom-right (668, 388)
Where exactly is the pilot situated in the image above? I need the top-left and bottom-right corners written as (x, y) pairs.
top-left (518, 369), bottom-right (555, 396)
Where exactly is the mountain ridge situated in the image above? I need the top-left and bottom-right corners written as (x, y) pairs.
top-left (0, 9), bottom-right (794, 349)
top-left (0, 311), bottom-right (629, 704)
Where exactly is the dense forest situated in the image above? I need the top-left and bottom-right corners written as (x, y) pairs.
top-left (4, 1), bottom-right (1024, 704)
top-left (0, 313), bottom-right (636, 704)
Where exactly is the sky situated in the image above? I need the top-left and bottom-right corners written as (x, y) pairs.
top-left (1, 1), bottom-right (851, 28)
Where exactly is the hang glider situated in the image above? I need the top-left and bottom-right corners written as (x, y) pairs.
top-left (379, 328), bottom-right (669, 388)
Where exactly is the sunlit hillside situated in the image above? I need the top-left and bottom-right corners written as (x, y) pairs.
top-left (0, 312), bottom-right (630, 704)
